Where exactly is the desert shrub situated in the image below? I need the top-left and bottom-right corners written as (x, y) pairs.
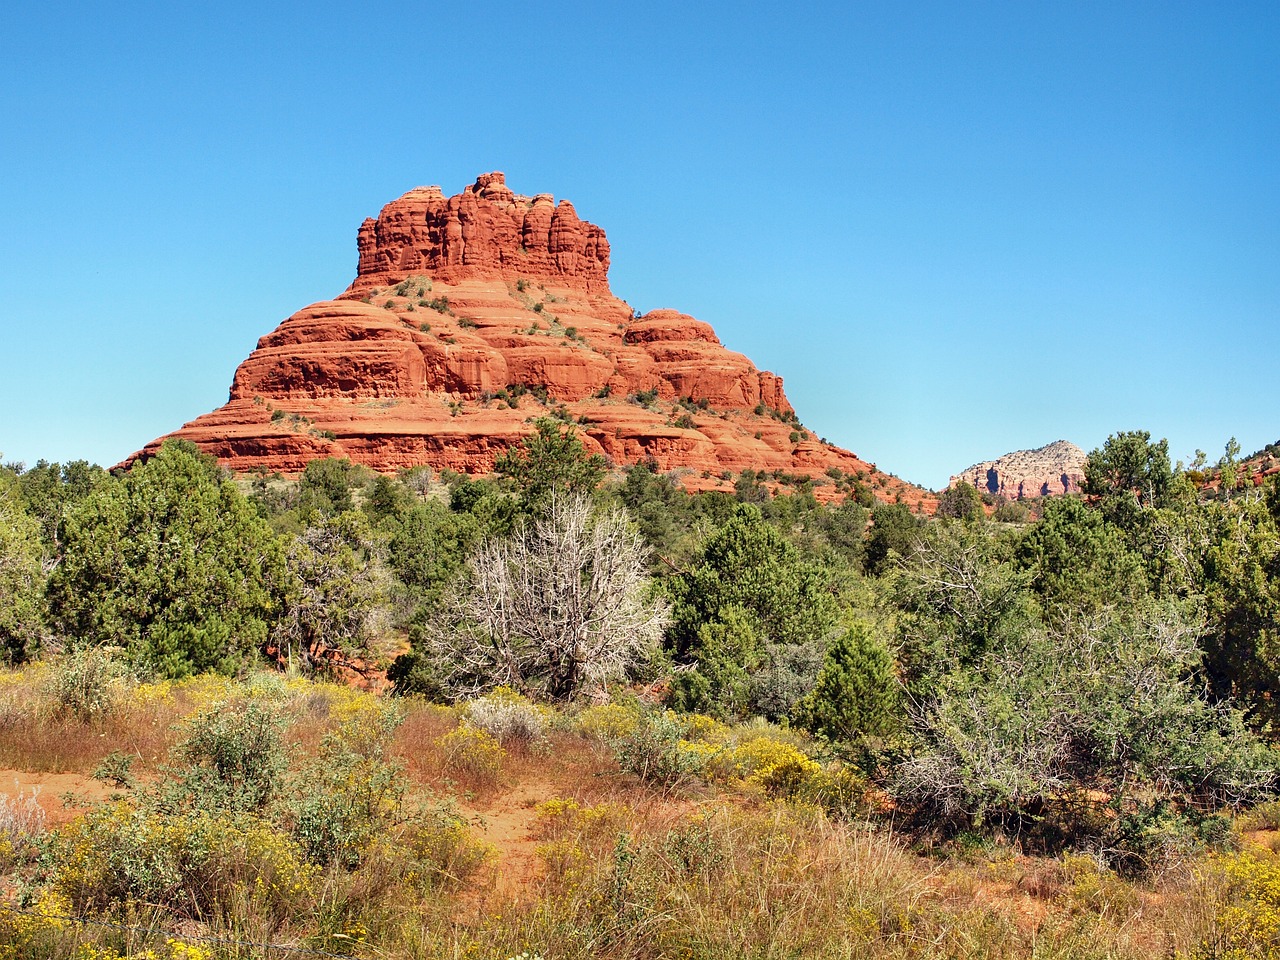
top-left (748, 745), bottom-right (824, 799)
top-left (745, 638), bottom-right (829, 720)
top-left (1057, 853), bottom-right (1142, 917)
top-left (0, 890), bottom-right (76, 960)
top-left (993, 499), bottom-right (1031, 523)
top-left (401, 802), bottom-right (494, 890)
top-left (43, 647), bottom-right (127, 721)
top-left (535, 797), bottom-right (628, 845)
top-left (534, 798), bottom-right (630, 887)
top-left (272, 513), bottom-right (385, 673)
top-left (793, 623), bottom-right (900, 745)
top-left (1205, 849), bottom-right (1280, 958)
top-left (936, 482), bottom-right (986, 522)
top-left (427, 494), bottom-right (666, 701)
top-left (49, 802), bottom-right (317, 922)
top-left (466, 690), bottom-right (547, 749)
top-left (436, 722), bottom-right (505, 789)
top-left (661, 812), bottom-right (726, 879)
top-left (685, 724), bottom-right (865, 808)
top-left (157, 698), bottom-right (289, 814)
top-left (507, 801), bottom-right (938, 960)
top-left (797, 764), bottom-right (871, 818)
top-left (571, 702), bottom-right (642, 743)
top-left (92, 750), bottom-right (136, 789)
top-left (286, 703), bottom-right (406, 868)
top-left (700, 728), bottom-right (801, 781)
top-left (865, 502), bottom-right (924, 575)
top-left (895, 598), bottom-right (1275, 868)
top-left (614, 712), bottom-right (706, 791)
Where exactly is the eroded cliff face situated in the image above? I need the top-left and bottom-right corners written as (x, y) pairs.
top-left (134, 173), bottom-right (931, 509)
top-left (352, 172), bottom-right (610, 293)
top-left (950, 440), bottom-right (1087, 500)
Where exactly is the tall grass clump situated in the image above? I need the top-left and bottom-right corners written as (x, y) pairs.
top-left (43, 647), bottom-right (127, 721)
top-left (0, 787), bottom-right (45, 872)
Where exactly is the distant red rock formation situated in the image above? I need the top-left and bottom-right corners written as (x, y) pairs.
top-left (950, 440), bottom-right (1086, 500)
top-left (132, 173), bottom-right (932, 510)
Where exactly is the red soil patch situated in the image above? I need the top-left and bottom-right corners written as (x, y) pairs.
top-left (0, 767), bottom-right (114, 827)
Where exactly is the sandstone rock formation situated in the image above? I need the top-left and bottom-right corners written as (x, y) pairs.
top-left (950, 440), bottom-right (1087, 500)
top-left (134, 173), bottom-right (931, 509)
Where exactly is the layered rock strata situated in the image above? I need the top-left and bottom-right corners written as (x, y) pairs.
top-left (135, 173), bottom-right (931, 509)
top-left (950, 440), bottom-right (1087, 500)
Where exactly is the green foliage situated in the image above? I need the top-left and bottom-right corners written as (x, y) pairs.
top-left (0, 485), bottom-right (45, 662)
top-left (666, 504), bottom-right (839, 718)
top-left (365, 473), bottom-right (412, 521)
top-left (158, 698), bottom-right (289, 815)
top-left (386, 649), bottom-right (445, 698)
top-left (1083, 430), bottom-right (1175, 528)
top-left (285, 704), bottom-right (406, 868)
top-left (810, 500), bottom-right (869, 569)
top-left (864, 502), bottom-right (924, 575)
top-left (273, 513), bottom-right (384, 673)
top-left (50, 802), bottom-right (317, 922)
top-left (47, 441), bottom-right (287, 677)
top-left (1197, 489), bottom-right (1280, 730)
top-left (936, 482), bottom-right (985, 521)
top-left (992, 499), bottom-right (1030, 523)
top-left (1016, 495), bottom-right (1148, 620)
top-left (446, 476), bottom-right (518, 538)
top-left (794, 623), bottom-right (900, 744)
top-left (895, 597), bottom-right (1276, 867)
top-left (494, 419), bottom-right (607, 510)
top-left (891, 522), bottom-right (1034, 700)
top-left (614, 462), bottom-right (691, 567)
top-left (298, 456), bottom-right (361, 516)
top-left (389, 499), bottom-right (481, 603)
top-left (614, 712), bottom-right (707, 791)
top-left (667, 607), bottom-right (764, 717)
top-left (92, 750), bottom-right (136, 789)
top-left (13, 457), bottom-right (108, 554)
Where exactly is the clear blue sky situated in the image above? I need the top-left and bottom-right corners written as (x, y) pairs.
top-left (2, 1), bottom-right (1276, 489)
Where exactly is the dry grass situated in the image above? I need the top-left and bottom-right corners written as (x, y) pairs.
top-left (0, 683), bottom-right (182, 776)
top-left (0, 668), bottom-right (1256, 959)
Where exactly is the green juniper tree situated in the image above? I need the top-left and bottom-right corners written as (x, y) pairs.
top-left (48, 440), bottom-right (287, 677)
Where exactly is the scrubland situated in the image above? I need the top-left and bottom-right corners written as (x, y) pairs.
top-left (0, 661), bottom-right (1274, 959)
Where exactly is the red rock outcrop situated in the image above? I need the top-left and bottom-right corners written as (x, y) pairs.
top-left (352, 173), bottom-right (610, 294)
top-left (950, 440), bottom-right (1086, 500)
top-left (133, 174), bottom-right (932, 510)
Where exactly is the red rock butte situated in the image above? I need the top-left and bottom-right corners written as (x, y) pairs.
top-left (134, 172), bottom-right (931, 508)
